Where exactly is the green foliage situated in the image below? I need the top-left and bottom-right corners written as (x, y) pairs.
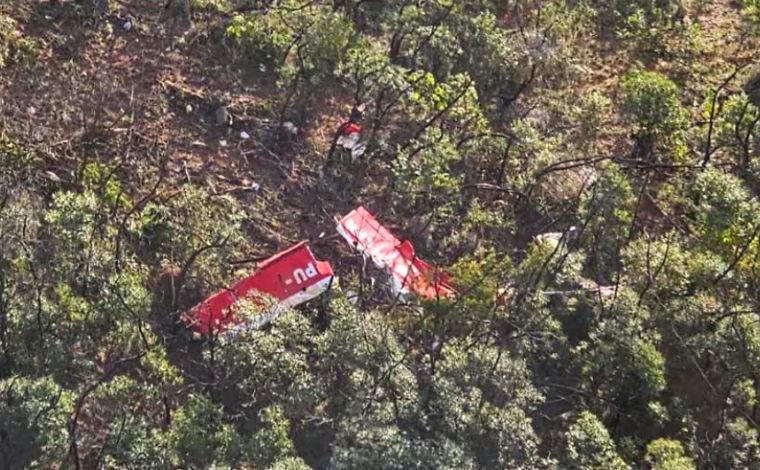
top-left (139, 185), bottom-right (248, 305)
top-left (268, 456), bottom-right (311, 470)
top-left (622, 69), bottom-right (686, 138)
top-left (645, 438), bottom-right (695, 470)
top-left (248, 406), bottom-right (299, 468)
top-left (0, 14), bottom-right (38, 68)
top-left (226, 11), bottom-right (294, 69)
top-left (166, 393), bottom-right (242, 468)
top-left (575, 289), bottom-right (666, 424)
top-left (713, 92), bottom-right (760, 169)
top-left (580, 164), bottom-right (636, 279)
top-left (742, 0), bottom-right (760, 25)
top-left (0, 376), bottom-right (73, 469)
top-left (565, 411), bottom-right (630, 469)
top-left (692, 169), bottom-right (759, 253)
top-left (226, 4), bottom-right (355, 83)
top-left (713, 418), bottom-right (760, 468)
top-left (189, 0), bottom-right (230, 13)
top-left (0, 14), bottom-right (17, 69)
top-left (595, 0), bottom-right (688, 51)
top-left (330, 424), bottom-right (477, 470)
top-left (5, 0), bottom-right (760, 468)
top-left (574, 91), bottom-right (612, 146)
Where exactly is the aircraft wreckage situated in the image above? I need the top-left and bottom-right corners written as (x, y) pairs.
top-left (182, 206), bottom-right (457, 335)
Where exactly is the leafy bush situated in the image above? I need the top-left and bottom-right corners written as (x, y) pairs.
top-left (645, 439), bottom-right (695, 470)
top-left (0, 15), bottom-right (15, 68)
top-left (743, 0), bottom-right (760, 25)
top-left (622, 69), bottom-right (687, 137)
top-left (593, 0), bottom-right (693, 52)
top-left (0, 377), bottom-right (74, 469)
top-left (226, 4), bottom-right (355, 82)
top-left (0, 14), bottom-right (39, 68)
top-left (226, 12), bottom-right (295, 69)
top-left (574, 90), bottom-right (612, 145)
top-left (595, 0), bottom-right (683, 34)
top-left (565, 411), bottom-right (629, 469)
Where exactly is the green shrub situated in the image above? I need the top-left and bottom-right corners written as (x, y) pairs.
top-left (596, 0), bottom-right (683, 31)
top-left (226, 5), bottom-right (354, 83)
top-left (622, 69), bottom-right (687, 137)
top-left (743, 0), bottom-right (760, 25)
top-left (190, 0), bottom-right (229, 12)
top-left (226, 12), bottom-right (294, 69)
top-left (0, 14), bottom-right (18, 68)
top-left (645, 439), bottom-right (696, 470)
top-left (597, 0), bottom-right (700, 54)
top-left (0, 14), bottom-right (39, 68)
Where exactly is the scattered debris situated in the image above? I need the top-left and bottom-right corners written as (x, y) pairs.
top-left (219, 139), bottom-right (228, 147)
top-left (534, 226), bottom-right (580, 250)
top-left (336, 122), bottom-right (367, 158)
top-left (578, 279), bottom-right (617, 299)
top-left (43, 171), bottom-right (62, 183)
top-left (345, 290), bottom-right (360, 305)
top-left (182, 242), bottom-right (334, 335)
top-left (337, 206), bottom-right (457, 300)
top-left (215, 106), bottom-right (231, 126)
top-left (281, 121), bottom-right (299, 137)
top-left (250, 181), bottom-right (260, 192)
top-left (240, 131), bottom-right (251, 140)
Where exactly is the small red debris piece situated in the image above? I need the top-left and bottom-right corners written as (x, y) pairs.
top-left (340, 122), bottom-right (362, 135)
top-left (336, 207), bottom-right (457, 300)
top-left (182, 242), bottom-right (334, 335)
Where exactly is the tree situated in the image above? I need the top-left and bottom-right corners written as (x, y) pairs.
top-left (565, 411), bottom-right (630, 469)
top-left (622, 69), bottom-right (687, 159)
top-left (0, 376), bottom-right (73, 469)
top-left (645, 438), bottom-right (695, 470)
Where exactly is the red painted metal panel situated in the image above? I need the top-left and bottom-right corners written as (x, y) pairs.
top-left (336, 206), bottom-right (456, 300)
top-left (182, 242), bottom-right (334, 335)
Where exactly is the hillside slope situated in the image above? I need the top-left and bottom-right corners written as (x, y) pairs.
top-left (1, 0), bottom-right (760, 468)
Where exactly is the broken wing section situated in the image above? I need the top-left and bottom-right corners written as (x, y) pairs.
top-left (336, 206), bottom-right (456, 300)
top-left (182, 242), bottom-right (334, 335)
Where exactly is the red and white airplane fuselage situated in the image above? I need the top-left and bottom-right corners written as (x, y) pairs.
top-left (182, 242), bottom-right (334, 335)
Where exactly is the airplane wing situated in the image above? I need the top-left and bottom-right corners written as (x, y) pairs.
top-left (336, 206), bottom-right (456, 300)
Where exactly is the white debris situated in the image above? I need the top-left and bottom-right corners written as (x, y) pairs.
top-left (251, 182), bottom-right (261, 191)
top-left (123, 19), bottom-right (132, 31)
top-left (535, 232), bottom-right (564, 246)
top-left (44, 171), bottom-right (62, 183)
top-left (282, 121), bottom-right (299, 136)
top-left (351, 141), bottom-right (367, 158)
top-left (535, 226), bottom-right (580, 249)
top-left (337, 132), bottom-right (361, 150)
top-left (345, 290), bottom-right (360, 305)
top-left (219, 140), bottom-right (228, 147)
top-left (240, 131), bottom-right (251, 140)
